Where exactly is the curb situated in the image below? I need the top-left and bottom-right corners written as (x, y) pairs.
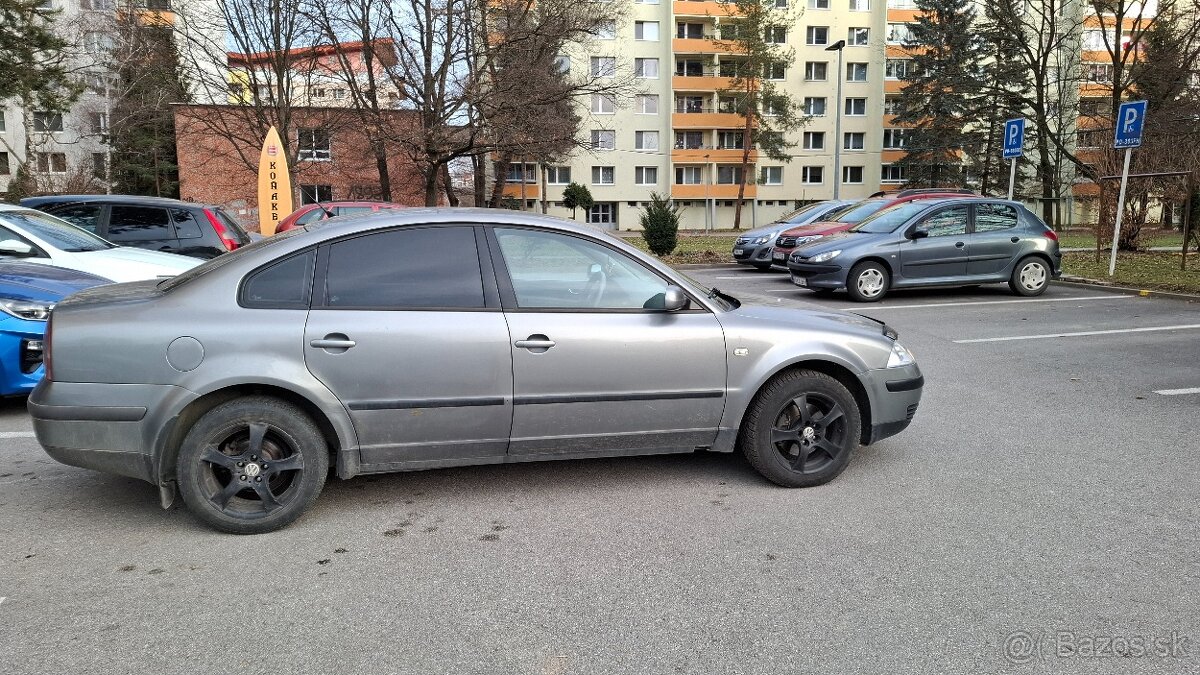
top-left (1054, 277), bottom-right (1200, 301)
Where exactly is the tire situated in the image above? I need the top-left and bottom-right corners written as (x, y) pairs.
top-left (753, 262), bottom-right (774, 271)
top-left (1009, 256), bottom-right (1050, 296)
top-left (740, 369), bottom-right (862, 488)
top-left (177, 396), bottom-right (328, 534)
top-left (846, 261), bottom-right (890, 302)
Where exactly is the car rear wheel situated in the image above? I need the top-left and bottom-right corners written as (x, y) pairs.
top-left (740, 369), bottom-right (862, 488)
top-left (177, 396), bottom-right (328, 534)
top-left (1009, 256), bottom-right (1049, 296)
top-left (847, 261), bottom-right (890, 302)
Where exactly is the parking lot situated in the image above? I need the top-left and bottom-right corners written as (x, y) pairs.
top-left (2, 268), bottom-right (1198, 674)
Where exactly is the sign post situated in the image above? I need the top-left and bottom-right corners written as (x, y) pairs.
top-left (1002, 118), bottom-right (1025, 201)
top-left (257, 126), bottom-right (292, 236)
top-left (1109, 100), bottom-right (1147, 276)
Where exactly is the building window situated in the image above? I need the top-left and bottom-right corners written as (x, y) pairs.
top-left (848, 27), bottom-right (869, 45)
top-left (331, 88), bottom-right (347, 100)
top-left (32, 111), bottom-right (63, 132)
top-left (84, 31), bottom-right (115, 54)
top-left (587, 203), bottom-right (616, 225)
top-left (1085, 63), bottom-right (1114, 83)
top-left (849, 0), bottom-right (869, 9)
top-left (634, 58), bottom-right (659, 78)
top-left (37, 152), bottom-right (67, 173)
top-left (637, 94), bottom-right (659, 114)
top-left (843, 132), bottom-right (865, 150)
top-left (765, 27), bottom-right (787, 43)
top-left (845, 98), bottom-right (867, 115)
top-left (635, 166), bottom-right (658, 185)
top-left (886, 23), bottom-right (913, 44)
top-left (591, 129), bottom-right (616, 150)
top-left (881, 164), bottom-right (906, 183)
top-left (802, 131), bottom-right (825, 150)
top-left (675, 166), bottom-right (702, 184)
top-left (883, 128), bottom-right (908, 148)
top-left (634, 131), bottom-right (659, 151)
top-left (297, 128), bottom-right (331, 161)
top-left (591, 166), bottom-right (615, 185)
top-left (760, 166), bottom-right (783, 185)
top-left (884, 96), bottom-right (904, 116)
top-left (775, 0), bottom-right (788, 6)
top-left (590, 56), bottom-right (616, 77)
top-left (674, 130), bottom-right (704, 149)
top-left (634, 21), bottom-right (659, 40)
top-left (0, 113), bottom-right (5, 133)
top-left (677, 22), bottom-right (704, 38)
top-left (804, 96), bottom-right (827, 116)
top-left (846, 62), bottom-right (868, 81)
top-left (802, 166), bottom-right (824, 184)
top-left (92, 152), bottom-right (107, 179)
top-left (635, 0), bottom-right (660, 5)
top-left (806, 26), bottom-right (829, 45)
top-left (716, 165), bottom-right (743, 184)
top-left (0, 152), bottom-right (9, 175)
top-left (717, 131), bottom-right (744, 149)
top-left (597, 21), bottom-right (615, 39)
top-left (299, 184), bottom-right (333, 204)
top-left (676, 96), bottom-right (704, 113)
top-left (591, 94), bottom-right (616, 114)
top-left (885, 58), bottom-right (914, 79)
top-left (808, 0), bottom-right (829, 8)
top-left (505, 162), bottom-right (536, 183)
top-left (89, 112), bottom-right (108, 134)
top-left (546, 166), bottom-right (571, 184)
top-left (842, 166), bottom-right (864, 183)
top-left (763, 62), bottom-right (786, 80)
top-left (886, 0), bottom-right (915, 6)
top-left (804, 62), bottom-right (828, 81)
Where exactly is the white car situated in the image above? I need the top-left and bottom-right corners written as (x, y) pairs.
top-left (0, 204), bottom-right (199, 282)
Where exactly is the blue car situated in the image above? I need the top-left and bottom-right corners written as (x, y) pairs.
top-left (0, 262), bottom-right (108, 395)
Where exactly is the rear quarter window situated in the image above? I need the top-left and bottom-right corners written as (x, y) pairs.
top-left (240, 249), bottom-right (316, 309)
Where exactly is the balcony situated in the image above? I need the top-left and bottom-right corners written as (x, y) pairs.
top-left (670, 146), bottom-right (756, 163)
top-left (672, 73), bottom-right (737, 91)
top-left (672, 110), bottom-right (746, 129)
top-left (671, 183), bottom-right (758, 199)
top-left (501, 182), bottom-right (540, 199)
top-left (673, 37), bottom-right (728, 55)
top-left (673, 0), bottom-right (736, 17)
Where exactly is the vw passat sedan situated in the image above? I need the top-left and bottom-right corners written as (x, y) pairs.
top-left (787, 198), bottom-right (1062, 302)
top-left (31, 209), bottom-right (923, 533)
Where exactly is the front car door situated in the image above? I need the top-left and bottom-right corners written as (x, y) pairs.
top-left (966, 202), bottom-right (1022, 277)
top-left (45, 202), bottom-right (104, 235)
top-left (303, 225), bottom-right (514, 468)
top-left (899, 204), bottom-right (970, 281)
top-left (488, 226), bottom-right (727, 457)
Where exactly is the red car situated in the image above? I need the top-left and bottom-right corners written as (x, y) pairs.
top-left (769, 190), bottom-right (975, 265)
top-left (275, 201), bottom-right (407, 233)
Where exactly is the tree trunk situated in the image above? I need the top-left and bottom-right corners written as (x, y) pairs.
top-left (472, 155), bottom-right (487, 207)
top-left (442, 163), bottom-right (459, 206)
top-left (373, 139), bottom-right (392, 202)
top-left (733, 105), bottom-right (754, 230)
top-left (540, 164), bottom-right (549, 214)
top-left (424, 164), bottom-right (441, 206)
top-left (489, 154), bottom-right (512, 208)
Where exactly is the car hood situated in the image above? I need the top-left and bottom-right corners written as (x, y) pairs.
top-left (65, 247), bottom-right (201, 282)
top-left (736, 224), bottom-right (786, 240)
top-left (728, 303), bottom-right (889, 338)
top-left (0, 262), bottom-right (109, 302)
top-left (793, 230), bottom-right (865, 257)
top-left (781, 221), bottom-right (854, 238)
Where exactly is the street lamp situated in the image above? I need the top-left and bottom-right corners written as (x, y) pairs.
top-left (825, 39), bottom-right (846, 200)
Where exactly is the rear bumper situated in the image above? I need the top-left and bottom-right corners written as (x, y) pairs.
top-left (859, 364), bottom-right (923, 445)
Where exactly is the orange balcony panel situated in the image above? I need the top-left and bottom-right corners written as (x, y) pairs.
top-left (885, 45), bottom-right (915, 58)
top-left (673, 75), bottom-right (737, 91)
top-left (672, 38), bottom-right (740, 55)
top-left (673, 0), bottom-right (736, 16)
top-left (1084, 15), bottom-right (1145, 29)
top-left (882, 149), bottom-right (906, 162)
top-left (671, 148), bottom-right (756, 163)
top-left (887, 9), bottom-right (921, 21)
top-left (1079, 82), bottom-right (1114, 97)
top-left (884, 79), bottom-right (906, 93)
top-left (501, 183), bottom-right (540, 199)
top-left (671, 111), bottom-right (746, 129)
top-left (671, 183), bottom-right (757, 200)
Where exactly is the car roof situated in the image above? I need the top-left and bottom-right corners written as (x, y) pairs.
top-left (305, 207), bottom-right (613, 239)
top-left (20, 194), bottom-right (220, 209)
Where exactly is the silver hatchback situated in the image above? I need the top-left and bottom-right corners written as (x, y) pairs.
top-left (31, 209), bottom-right (923, 533)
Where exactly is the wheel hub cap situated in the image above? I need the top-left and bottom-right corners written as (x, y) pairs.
top-left (244, 462), bottom-right (262, 478)
top-left (802, 426), bottom-right (816, 441)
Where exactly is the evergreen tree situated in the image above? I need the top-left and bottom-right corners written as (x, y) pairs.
top-left (640, 192), bottom-right (680, 256)
top-left (895, 0), bottom-right (988, 188)
top-left (0, 0), bottom-right (79, 108)
top-left (561, 182), bottom-right (593, 219)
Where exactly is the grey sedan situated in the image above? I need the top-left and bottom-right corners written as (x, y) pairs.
top-left (787, 198), bottom-right (1063, 302)
top-left (732, 200), bottom-right (854, 269)
top-left (31, 209), bottom-right (923, 533)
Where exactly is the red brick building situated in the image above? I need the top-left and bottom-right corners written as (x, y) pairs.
top-left (174, 104), bottom-right (428, 231)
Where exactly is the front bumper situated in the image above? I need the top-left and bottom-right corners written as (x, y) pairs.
top-left (733, 242), bottom-right (775, 265)
top-left (859, 362), bottom-right (923, 444)
top-left (0, 318), bottom-right (48, 396)
top-left (786, 261), bottom-right (849, 290)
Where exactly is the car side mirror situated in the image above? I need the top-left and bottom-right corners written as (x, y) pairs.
top-left (0, 239), bottom-right (35, 257)
top-left (910, 229), bottom-right (929, 240)
top-left (663, 285), bottom-right (688, 311)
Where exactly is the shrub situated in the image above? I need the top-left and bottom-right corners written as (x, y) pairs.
top-left (640, 192), bottom-right (681, 256)
top-left (561, 182), bottom-right (593, 219)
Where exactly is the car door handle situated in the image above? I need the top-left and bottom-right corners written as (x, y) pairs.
top-left (1011, 237), bottom-right (1020, 243)
top-left (310, 336), bottom-right (356, 349)
top-left (955, 241), bottom-right (965, 248)
top-left (515, 335), bottom-right (556, 350)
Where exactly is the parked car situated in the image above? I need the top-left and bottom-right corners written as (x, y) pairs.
top-left (0, 261), bottom-right (108, 396)
top-left (732, 200), bottom-right (855, 270)
top-left (275, 201), bottom-right (408, 233)
top-left (786, 198), bottom-right (1062, 302)
top-left (769, 192), bottom-right (975, 266)
top-left (21, 195), bottom-right (252, 259)
top-left (0, 204), bottom-right (201, 282)
top-left (31, 208), bottom-right (924, 534)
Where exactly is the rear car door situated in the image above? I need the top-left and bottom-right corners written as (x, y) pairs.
top-left (302, 225), bottom-right (513, 467)
top-left (965, 202), bottom-right (1022, 276)
top-left (103, 204), bottom-right (179, 252)
top-left (44, 203), bottom-right (104, 234)
top-left (899, 205), bottom-right (969, 280)
top-left (169, 207), bottom-right (221, 258)
top-left (489, 227), bottom-right (727, 457)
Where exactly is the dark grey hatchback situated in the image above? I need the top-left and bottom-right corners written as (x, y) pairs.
top-left (786, 198), bottom-right (1062, 302)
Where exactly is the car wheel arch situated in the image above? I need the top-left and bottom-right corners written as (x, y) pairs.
top-left (855, 255), bottom-right (894, 277)
top-left (731, 358), bottom-right (874, 449)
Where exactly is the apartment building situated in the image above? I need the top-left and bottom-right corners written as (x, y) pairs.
top-left (0, 0), bottom-right (225, 197)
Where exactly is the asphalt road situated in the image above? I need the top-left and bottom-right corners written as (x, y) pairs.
top-left (2, 270), bottom-right (1198, 675)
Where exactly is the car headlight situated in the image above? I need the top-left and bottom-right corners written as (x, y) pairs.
top-left (795, 235), bottom-right (823, 246)
top-left (752, 231), bottom-right (780, 245)
top-left (809, 249), bottom-right (841, 263)
top-left (0, 298), bottom-right (54, 321)
top-left (887, 342), bottom-right (915, 368)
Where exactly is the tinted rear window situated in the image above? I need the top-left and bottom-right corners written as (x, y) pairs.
top-left (241, 249), bottom-right (315, 308)
top-left (108, 205), bottom-right (173, 241)
top-left (158, 227), bottom-right (309, 291)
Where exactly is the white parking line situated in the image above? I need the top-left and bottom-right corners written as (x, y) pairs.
top-left (1154, 387), bottom-right (1200, 396)
top-left (715, 276), bottom-right (751, 279)
top-left (954, 324), bottom-right (1200, 344)
top-left (0, 431), bottom-right (35, 438)
top-left (828, 295), bottom-right (1131, 311)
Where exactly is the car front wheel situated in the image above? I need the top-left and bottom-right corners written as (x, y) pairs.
top-left (740, 369), bottom-right (862, 488)
top-left (177, 396), bottom-right (328, 534)
top-left (847, 261), bottom-right (890, 302)
top-left (1009, 256), bottom-right (1049, 296)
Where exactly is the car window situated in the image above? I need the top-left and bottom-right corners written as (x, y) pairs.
top-left (833, 200), bottom-right (888, 224)
top-left (107, 205), bottom-right (174, 241)
top-left (171, 209), bottom-right (203, 239)
top-left (241, 249), bottom-right (315, 308)
top-left (337, 206), bottom-right (373, 216)
top-left (0, 209), bottom-right (113, 251)
top-left (495, 228), bottom-right (671, 310)
top-left (914, 206), bottom-right (969, 238)
top-left (975, 203), bottom-right (1019, 232)
top-left (0, 224), bottom-right (43, 257)
top-left (295, 208), bottom-right (328, 225)
top-left (323, 226), bottom-right (485, 309)
top-left (158, 227), bottom-right (308, 292)
top-left (851, 201), bottom-right (932, 234)
top-left (48, 204), bottom-right (103, 233)
top-left (777, 202), bottom-right (827, 223)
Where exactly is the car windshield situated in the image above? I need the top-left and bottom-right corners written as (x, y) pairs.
top-left (158, 227), bottom-right (308, 291)
top-left (831, 200), bottom-right (890, 224)
top-left (850, 201), bottom-right (936, 233)
top-left (0, 210), bottom-right (114, 252)
top-left (777, 202), bottom-right (828, 224)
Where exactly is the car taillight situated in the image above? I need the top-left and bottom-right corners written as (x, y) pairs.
top-left (1043, 229), bottom-right (1059, 242)
top-left (204, 209), bottom-right (240, 251)
top-left (43, 314), bottom-right (53, 381)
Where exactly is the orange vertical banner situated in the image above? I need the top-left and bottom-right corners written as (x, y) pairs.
top-left (257, 126), bottom-right (292, 235)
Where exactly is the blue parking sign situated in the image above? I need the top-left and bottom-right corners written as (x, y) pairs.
top-left (1114, 101), bottom-right (1147, 149)
top-left (1002, 119), bottom-right (1025, 159)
